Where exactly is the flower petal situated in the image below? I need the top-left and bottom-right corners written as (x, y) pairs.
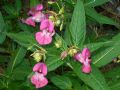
top-left (32, 12), bottom-right (45, 22)
top-left (33, 63), bottom-right (47, 76)
top-left (48, 20), bottom-right (54, 32)
top-left (36, 4), bottom-right (43, 11)
top-left (82, 48), bottom-right (91, 60)
top-left (40, 19), bottom-right (54, 32)
top-left (74, 53), bottom-right (84, 63)
top-left (35, 31), bottom-right (52, 45)
top-left (82, 63), bottom-right (91, 73)
top-left (31, 73), bottom-right (48, 88)
top-left (22, 17), bottom-right (35, 27)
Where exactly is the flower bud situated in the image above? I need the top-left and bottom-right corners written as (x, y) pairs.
top-left (60, 51), bottom-right (68, 60)
top-left (55, 19), bottom-right (61, 26)
top-left (49, 16), bottom-right (55, 22)
top-left (32, 52), bottom-right (42, 62)
top-left (59, 7), bottom-right (64, 14)
top-left (68, 49), bottom-right (78, 56)
top-left (55, 39), bottom-right (62, 48)
top-left (31, 50), bottom-right (44, 62)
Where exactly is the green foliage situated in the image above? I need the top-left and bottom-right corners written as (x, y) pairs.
top-left (69, 0), bottom-right (86, 45)
top-left (0, 12), bottom-right (6, 44)
top-left (7, 47), bottom-right (27, 74)
top-left (71, 61), bottom-right (110, 90)
top-left (51, 75), bottom-right (72, 90)
top-left (85, 0), bottom-right (110, 7)
top-left (92, 34), bottom-right (120, 67)
top-left (86, 7), bottom-right (119, 28)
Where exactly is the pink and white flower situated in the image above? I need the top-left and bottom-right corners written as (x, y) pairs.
top-left (31, 63), bottom-right (48, 88)
top-left (22, 17), bottom-right (35, 27)
top-left (40, 19), bottom-right (54, 32)
top-left (31, 11), bottom-right (46, 22)
top-left (28, 4), bottom-right (43, 16)
top-left (35, 30), bottom-right (55, 45)
top-left (33, 63), bottom-right (47, 76)
top-left (74, 48), bottom-right (92, 73)
top-left (31, 72), bottom-right (48, 88)
top-left (35, 19), bottom-right (55, 45)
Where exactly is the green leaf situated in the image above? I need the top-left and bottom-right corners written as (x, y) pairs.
top-left (82, 85), bottom-right (91, 90)
top-left (92, 34), bottom-right (120, 67)
top-left (46, 57), bottom-right (64, 72)
top-left (110, 80), bottom-right (120, 90)
top-left (0, 12), bottom-right (6, 44)
top-left (12, 59), bottom-right (32, 80)
top-left (15, 0), bottom-right (22, 12)
top-left (71, 61), bottom-right (110, 90)
top-left (71, 78), bottom-right (81, 90)
top-left (85, 7), bottom-right (119, 27)
top-left (104, 66), bottom-right (120, 84)
top-left (7, 47), bottom-right (27, 74)
top-left (30, 0), bottom-right (39, 7)
top-left (55, 34), bottom-right (68, 50)
top-left (0, 34), bottom-right (6, 44)
top-left (69, 0), bottom-right (86, 45)
top-left (6, 32), bottom-right (37, 49)
top-left (18, 23), bottom-right (34, 32)
top-left (64, 26), bottom-right (73, 46)
top-left (85, 0), bottom-right (110, 7)
top-left (51, 75), bottom-right (72, 90)
top-left (46, 47), bottom-right (64, 72)
top-left (3, 5), bottom-right (16, 16)
top-left (85, 41), bottom-right (112, 52)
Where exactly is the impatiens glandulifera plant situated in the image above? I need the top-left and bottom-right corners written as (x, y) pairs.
top-left (1, 0), bottom-right (120, 90)
top-left (22, 3), bottom-right (93, 89)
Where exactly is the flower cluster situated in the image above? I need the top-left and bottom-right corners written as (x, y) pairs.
top-left (74, 48), bottom-right (92, 73)
top-left (31, 63), bottom-right (48, 88)
top-left (22, 4), bottom-right (55, 45)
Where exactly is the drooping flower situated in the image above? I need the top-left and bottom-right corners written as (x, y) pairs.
top-left (33, 63), bottom-right (47, 76)
top-left (74, 52), bottom-right (84, 63)
top-left (31, 63), bottom-right (48, 88)
top-left (31, 12), bottom-right (46, 22)
top-left (22, 17), bottom-right (35, 27)
top-left (82, 61), bottom-right (91, 73)
top-left (40, 19), bottom-right (54, 32)
top-left (28, 4), bottom-right (43, 16)
top-left (35, 30), bottom-right (54, 45)
top-left (35, 19), bottom-right (55, 45)
top-left (74, 48), bottom-right (92, 73)
top-left (82, 48), bottom-right (91, 60)
top-left (31, 72), bottom-right (48, 88)
top-left (36, 4), bottom-right (43, 11)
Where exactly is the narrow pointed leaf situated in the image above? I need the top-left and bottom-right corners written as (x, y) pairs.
top-left (69, 0), bottom-right (86, 45)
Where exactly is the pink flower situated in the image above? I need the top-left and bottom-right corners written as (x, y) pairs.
top-left (33, 63), bottom-right (47, 76)
top-left (36, 4), bottom-right (43, 11)
top-left (74, 48), bottom-right (92, 73)
top-left (82, 48), bottom-right (91, 60)
top-left (31, 72), bottom-right (48, 88)
top-left (74, 48), bottom-right (91, 63)
top-left (22, 17), bottom-right (35, 27)
top-left (40, 19), bottom-right (54, 32)
top-left (82, 62), bottom-right (91, 73)
top-left (32, 12), bottom-right (46, 22)
top-left (74, 53), bottom-right (84, 63)
top-left (35, 30), bottom-right (54, 45)
top-left (28, 4), bottom-right (43, 16)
